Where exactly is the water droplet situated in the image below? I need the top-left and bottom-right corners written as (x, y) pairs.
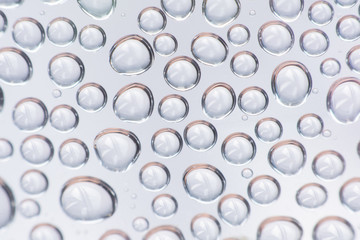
top-left (238, 87), bottom-right (268, 115)
top-left (0, 139), bottom-right (13, 160)
top-left (272, 61), bottom-right (312, 106)
top-left (13, 98), bottom-right (48, 131)
top-left (110, 35), bottom-right (154, 75)
top-left (327, 78), bottom-right (360, 123)
top-left (151, 129), bottom-right (182, 158)
top-left (21, 135), bottom-right (53, 165)
top-left (152, 194), bottom-right (177, 218)
top-left (153, 33), bottom-right (177, 56)
top-left (183, 164), bottom-right (225, 202)
top-left (184, 120), bottom-right (217, 151)
top-left (248, 175), bottom-right (280, 204)
top-left (0, 179), bottom-right (15, 228)
top-left (203, 0), bottom-right (240, 27)
top-left (0, 47), bottom-right (32, 84)
top-left (144, 226), bottom-right (184, 240)
top-left (59, 139), bottom-right (89, 168)
top-left (79, 25), bottom-right (106, 51)
top-left (313, 217), bottom-right (354, 240)
top-left (20, 169), bottom-right (48, 194)
top-left (255, 118), bottom-right (283, 142)
top-left (77, 0), bottom-right (115, 20)
top-left (138, 7), bottom-right (166, 35)
top-left (30, 224), bottom-right (63, 240)
top-left (161, 0), bottom-right (194, 20)
top-left (19, 199), bottom-right (40, 218)
top-left (94, 128), bottom-right (141, 172)
top-left (47, 17), bottom-right (76, 46)
top-left (218, 194), bottom-right (249, 226)
top-left (0, 0), bottom-right (22, 8)
top-left (308, 1), bottom-right (333, 25)
top-left (191, 33), bottom-right (228, 66)
top-left (270, 0), bottom-right (303, 22)
top-left (337, 15), bottom-right (360, 41)
top-left (230, 51), bottom-right (258, 78)
top-left (297, 113), bottom-right (323, 138)
top-left (227, 24), bottom-right (250, 46)
top-left (335, 0), bottom-right (358, 7)
top-left (249, 10), bottom-right (256, 15)
top-left (158, 95), bottom-right (188, 122)
top-left (320, 58), bottom-right (341, 78)
top-left (222, 133), bottom-right (256, 165)
top-left (12, 18), bottom-right (45, 51)
top-left (242, 115), bottom-right (248, 121)
top-left (52, 89), bottom-right (62, 98)
top-left (140, 162), bottom-right (170, 191)
top-left (296, 183), bottom-right (327, 208)
top-left (313, 151), bottom-right (345, 180)
top-left (202, 83), bottom-right (235, 119)
top-left (50, 105), bottom-right (79, 132)
top-left (258, 217), bottom-right (303, 240)
top-left (164, 56), bottom-right (201, 91)
top-left (322, 129), bottom-right (332, 137)
top-left (132, 217), bottom-right (149, 232)
top-left (0, 11), bottom-right (7, 34)
top-left (60, 176), bottom-right (117, 221)
top-left (300, 29), bottom-right (329, 56)
top-left (100, 230), bottom-right (130, 240)
top-left (77, 83), bottom-right (107, 112)
top-left (241, 168), bottom-right (253, 179)
top-left (346, 47), bottom-right (360, 73)
top-left (340, 178), bottom-right (360, 211)
top-left (191, 214), bottom-right (221, 240)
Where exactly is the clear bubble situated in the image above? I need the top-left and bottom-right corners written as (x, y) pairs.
top-left (238, 87), bottom-right (268, 115)
top-left (144, 226), bottom-right (184, 240)
top-left (79, 25), bottom-right (106, 51)
top-left (20, 169), bottom-right (48, 194)
top-left (132, 217), bottom-right (149, 232)
top-left (248, 175), bottom-right (280, 204)
top-left (184, 120), bottom-right (217, 151)
top-left (13, 98), bottom-right (48, 131)
top-left (152, 194), bottom-right (178, 218)
top-left (340, 178), bottom-right (360, 211)
top-left (151, 129), bottom-right (182, 158)
top-left (100, 230), bottom-right (130, 240)
top-left (322, 129), bottom-right (332, 137)
top-left (258, 21), bottom-right (294, 56)
top-left (77, 83), bottom-right (107, 112)
top-left (0, 179), bottom-right (15, 229)
top-left (159, 95), bottom-right (188, 122)
top-left (59, 139), bottom-right (89, 168)
top-left (110, 35), bottom-right (154, 75)
top-left (161, 0), bottom-right (194, 20)
top-left (50, 105), bottom-right (79, 132)
top-left (313, 151), bottom-right (345, 180)
top-left (296, 183), bottom-right (327, 208)
top-left (0, 139), bottom-right (13, 159)
top-left (203, 0), bottom-right (240, 27)
top-left (153, 33), bottom-right (177, 56)
top-left (139, 162), bottom-right (170, 191)
top-left (347, 47), bottom-right (360, 73)
top-left (19, 199), bottom-right (40, 218)
top-left (230, 51), bottom-right (258, 78)
top-left (138, 7), bottom-right (166, 35)
top-left (336, 15), bottom-right (360, 41)
top-left (21, 135), bottom-right (53, 165)
top-left (308, 1), bottom-right (334, 26)
top-left (202, 83), bottom-right (235, 119)
top-left (30, 224), bottom-right (63, 240)
top-left (327, 78), bottom-right (360, 123)
top-left (227, 24), bottom-right (250, 46)
top-left (222, 133), bottom-right (256, 165)
top-left (191, 214), bottom-right (221, 240)
top-left (313, 217), bottom-right (354, 240)
top-left (0, 0), bottom-right (22, 8)
top-left (320, 58), bottom-right (341, 78)
top-left (52, 89), bottom-right (62, 98)
top-left (94, 128), bottom-right (140, 172)
top-left (183, 164), bottom-right (225, 202)
top-left (61, 176), bottom-right (116, 221)
top-left (241, 168), bottom-right (253, 179)
top-left (77, 0), bottom-right (115, 20)
top-left (113, 83), bottom-right (153, 123)
top-left (255, 118), bottom-right (282, 142)
top-left (335, 0), bottom-right (358, 7)
top-left (218, 194), bottom-right (249, 226)
top-left (164, 56), bottom-right (201, 91)
top-left (191, 33), bottom-right (228, 66)
top-left (0, 47), bottom-right (32, 84)
top-left (270, 0), bottom-right (304, 22)
top-left (297, 113), bottom-right (323, 138)
top-left (300, 29), bottom-right (329, 56)
top-left (47, 17), bottom-right (76, 46)
top-left (12, 18), bottom-right (45, 51)
top-left (0, 11), bottom-right (7, 35)
top-left (258, 217), bottom-right (303, 240)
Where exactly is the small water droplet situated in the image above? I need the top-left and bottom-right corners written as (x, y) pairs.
top-left (222, 133), bottom-right (256, 165)
top-left (312, 88), bottom-right (319, 94)
top-left (132, 217), bottom-right (149, 232)
top-left (77, 0), bottom-right (115, 20)
top-left (0, 48), bottom-right (32, 84)
top-left (30, 224), bottom-right (63, 240)
top-left (158, 95), bottom-right (189, 122)
top-left (152, 194), bottom-right (177, 218)
top-left (249, 10), bottom-right (256, 15)
top-left (313, 151), bottom-right (345, 180)
top-left (79, 25), bottom-right (106, 51)
top-left (12, 18), bottom-right (45, 51)
top-left (320, 58), bottom-right (341, 78)
top-left (184, 121), bottom-right (217, 151)
top-left (231, 51), bottom-right (258, 78)
top-left (0, 179), bottom-right (15, 228)
top-left (308, 1), bottom-right (333, 26)
top-left (153, 33), bottom-right (177, 56)
top-left (203, 0), bottom-right (240, 27)
top-left (218, 194), bottom-right (249, 226)
top-left (191, 214), bottom-right (221, 240)
top-left (242, 115), bottom-right (248, 121)
top-left (52, 89), bottom-right (62, 98)
top-left (77, 83), bottom-right (107, 112)
top-left (20, 169), bottom-right (48, 194)
top-left (13, 98), bottom-right (48, 131)
top-left (19, 199), bottom-right (40, 218)
top-left (202, 83), bottom-right (235, 119)
top-left (300, 29), bottom-right (329, 56)
top-left (50, 105), bottom-right (79, 132)
top-left (248, 175), bottom-right (280, 204)
top-left (297, 114), bottom-right (323, 138)
top-left (258, 217), bottom-right (303, 240)
top-left (140, 162), bottom-right (170, 191)
top-left (255, 118), bottom-right (282, 142)
top-left (322, 129), bottom-right (332, 137)
top-left (314, 217), bottom-right (354, 240)
top-left (296, 183), bottom-right (327, 208)
top-left (21, 135), bottom-right (53, 165)
top-left (152, 129), bottom-right (182, 158)
top-left (227, 24), bottom-right (250, 46)
top-left (47, 17), bottom-right (76, 46)
top-left (138, 7), bottom-right (166, 35)
top-left (59, 139), bottom-right (89, 168)
top-left (270, 0), bottom-right (303, 22)
top-left (241, 168), bottom-right (253, 179)
top-left (161, 0), bottom-right (194, 20)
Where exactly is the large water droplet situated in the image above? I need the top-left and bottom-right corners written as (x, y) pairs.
top-left (203, 0), bottom-right (240, 27)
top-left (300, 29), bottom-right (329, 56)
top-left (297, 113), bottom-right (323, 138)
top-left (30, 224), bottom-right (63, 240)
top-left (152, 194), bottom-right (178, 218)
top-left (270, 0), bottom-right (303, 22)
top-left (255, 118), bottom-right (283, 142)
top-left (248, 175), bottom-right (280, 204)
top-left (0, 47), bottom-right (32, 84)
top-left (202, 83), bottom-right (235, 119)
top-left (50, 105), bottom-right (79, 132)
top-left (47, 17), bottom-right (76, 46)
top-left (313, 217), bottom-right (354, 240)
top-left (140, 162), bottom-right (170, 191)
top-left (20, 169), bottom-right (48, 194)
top-left (191, 214), bottom-right (221, 240)
top-left (13, 98), bottom-right (48, 131)
top-left (144, 226), bottom-right (184, 240)
top-left (184, 120), bottom-right (217, 151)
top-left (230, 51), bottom-right (258, 78)
top-left (258, 217), bottom-right (303, 240)
top-left (313, 151), bottom-right (345, 180)
top-left (222, 133), bottom-right (256, 165)
top-left (158, 94), bottom-right (188, 122)
top-left (0, 179), bottom-right (15, 228)
top-left (12, 18), bottom-right (45, 51)
top-left (308, 1), bottom-right (333, 26)
top-left (79, 25), bottom-right (106, 51)
top-left (151, 128), bottom-right (182, 158)
top-left (340, 178), bottom-right (360, 212)
top-left (77, 0), bottom-right (115, 20)
top-left (59, 139), bottom-right (89, 168)
top-left (21, 135), bottom-right (53, 165)
top-left (161, 0), bottom-right (194, 20)
top-left (77, 83), bottom-right (107, 112)
top-left (19, 199), bottom-right (40, 218)
top-left (296, 183), bottom-right (327, 208)
top-left (218, 194), bottom-right (249, 226)
top-left (138, 7), bottom-right (167, 35)
top-left (153, 33), bottom-right (177, 56)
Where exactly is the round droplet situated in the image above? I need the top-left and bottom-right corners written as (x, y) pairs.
top-left (52, 89), bottom-right (62, 98)
top-left (144, 226), bottom-right (184, 240)
top-left (0, 179), bottom-right (15, 228)
top-left (133, 217), bottom-right (149, 232)
top-left (183, 164), bottom-right (225, 202)
top-left (340, 178), bottom-right (360, 211)
top-left (222, 133), bottom-right (256, 165)
top-left (314, 217), bottom-right (354, 240)
top-left (158, 95), bottom-right (188, 122)
top-left (238, 87), bottom-right (268, 115)
top-left (255, 118), bottom-right (283, 142)
top-left (153, 33), bottom-right (177, 56)
top-left (140, 162), bottom-right (170, 191)
top-left (308, 1), bottom-right (334, 25)
top-left (300, 29), bottom-right (329, 56)
top-left (13, 98), bottom-right (48, 131)
top-left (248, 175), bottom-right (280, 204)
top-left (50, 105), bottom-right (79, 132)
top-left (113, 83), bottom-right (153, 123)
top-left (227, 24), bottom-right (250, 46)
top-left (202, 83), bottom-right (235, 119)
top-left (30, 224), bottom-right (63, 240)
top-left (59, 139), bottom-right (89, 168)
top-left (272, 61), bottom-right (312, 106)
top-left (347, 47), bottom-right (360, 73)
top-left (77, 83), bottom-right (107, 112)
top-left (19, 199), bottom-right (40, 218)
top-left (47, 17), bottom-right (76, 46)
top-left (0, 11), bottom-right (7, 34)
top-left (21, 135), bottom-right (53, 165)
top-left (77, 0), bottom-right (115, 19)
top-left (21, 170), bottom-right (48, 194)
top-left (258, 217), bottom-right (303, 240)
top-left (242, 168), bottom-right (253, 179)
top-left (320, 58), bottom-right (341, 78)
top-left (218, 194), bottom-right (249, 226)
top-left (12, 18), bottom-right (45, 51)
top-left (335, 0), bottom-right (358, 7)
top-left (100, 230), bottom-right (130, 240)
top-left (161, 0), bottom-right (194, 20)
top-left (337, 15), bottom-right (360, 41)
top-left (230, 51), bottom-right (258, 78)
top-left (313, 151), bottom-right (345, 180)
top-left (296, 183), bottom-right (327, 208)
top-left (0, 139), bottom-right (13, 159)
top-left (184, 121), bottom-right (217, 151)
top-left (79, 25), bottom-right (106, 51)
top-left (191, 33), bottom-right (228, 66)
top-left (0, 0), bottom-right (22, 8)
top-left (0, 48), bottom-right (32, 84)
top-left (152, 194), bottom-right (178, 218)
top-left (327, 78), bottom-right (360, 123)
top-left (61, 176), bottom-right (116, 221)
top-left (164, 56), bottom-right (201, 91)
top-left (203, 0), bottom-right (240, 27)
top-left (270, 0), bottom-right (304, 22)
top-left (191, 214), bottom-right (221, 240)
top-left (94, 129), bottom-right (140, 172)
top-left (110, 35), bottom-right (154, 75)
top-left (152, 129), bottom-right (182, 158)
top-left (138, 7), bottom-right (166, 35)
top-left (297, 113), bottom-right (323, 138)
top-left (258, 21), bottom-right (294, 55)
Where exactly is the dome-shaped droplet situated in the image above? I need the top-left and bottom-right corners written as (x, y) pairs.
top-left (228, 24), bottom-right (250, 46)
top-left (0, 47), bottom-right (32, 84)
top-left (20, 169), bottom-right (48, 194)
top-left (79, 25), bottom-right (106, 51)
top-left (0, 179), bottom-right (15, 228)
top-left (77, 0), bottom-right (115, 20)
top-left (21, 135), bottom-right (53, 165)
top-left (313, 217), bottom-right (354, 240)
top-left (297, 114), bottom-right (323, 138)
top-left (218, 194), bottom-right (249, 226)
top-left (203, 0), bottom-right (240, 27)
top-left (335, 0), bottom-right (358, 7)
top-left (12, 18), bottom-right (45, 51)
top-left (100, 230), bottom-right (130, 240)
top-left (59, 139), bottom-right (89, 168)
top-left (191, 214), bottom-right (221, 240)
top-left (308, 1), bottom-right (333, 26)
top-left (47, 17), bottom-right (76, 46)
top-left (152, 194), bottom-right (177, 218)
top-left (258, 217), bottom-right (303, 240)
top-left (300, 29), bottom-right (329, 56)
top-left (340, 178), bottom-right (360, 212)
top-left (77, 83), bottom-right (107, 112)
top-left (347, 46), bottom-right (360, 73)
top-left (320, 58), bottom-right (341, 78)
top-left (0, 139), bottom-right (13, 160)
top-left (336, 15), bottom-right (360, 41)
top-left (151, 129), bottom-right (182, 158)
top-left (161, 0), bottom-right (194, 20)
top-left (13, 98), bottom-right (48, 131)
top-left (248, 175), bottom-right (280, 204)
top-left (296, 183), bottom-right (327, 208)
top-left (202, 83), bottom-right (235, 119)
top-left (238, 87), bottom-right (268, 115)
top-left (153, 33), bottom-right (177, 56)
top-left (231, 51), bottom-right (258, 78)
top-left (144, 226), bottom-right (184, 240)
top-left (158, 95), bottom-right (188, 122)
top-left (184, 121), bottom-right (217, 151)
top-left (138, 7), bottom-right (166, 35)
top-left (132, 217), bottom-right (149, 232)
top-left (60, 176), bottom-right (116, 221)
top-left (255, 118), bottom-right (283, 142)
top-left (270, 0), bottom-right (304, 22)
top-left (50, 105), bottom-right (79, 132)
top-left (19, 199), bottom-right (40, 218)
top-left (30, 224), bottom-right (63, 240)
top-left (313, 151), bottom-right (345, 180)
top-left (222, 133), bottom-right (256, 165)
top-left (94, 129), bottom-right (140, 172)
top-left (140, 162), bottom-right (170, 191)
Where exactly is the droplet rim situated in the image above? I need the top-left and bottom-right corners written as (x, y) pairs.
top-left (0, 178), bottom-right (15, 228)
top-left (257, 216), bottom-right (303, 239)
top-left (100, 229), bottom-right (130, 240)
top-left (30, 223), bottom-right (63, 240)
top-left (190, 213), bottom-right (221, 238)
top-left (144, 225), bottom-right (185, 240)
top-left (77, 0), bottom-right (116, 20)
top-left (312, 216), bottom-right (355, 239)
top-left (202, 0), bottom-right (241, 27)
top-left (160, 0), bottom-right (195, 21)
top-left (0, 10), bottom-right (8, 33)
top-left (269, 0), bottom-right (304, 22)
